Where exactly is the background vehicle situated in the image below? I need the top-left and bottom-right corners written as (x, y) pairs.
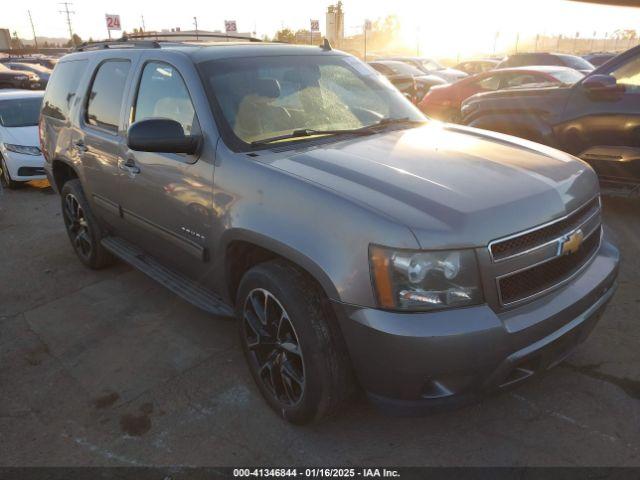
top-left (583, 52), bottom-right (616, 67)
top-left (0, 64), bottom-right (40, 89)
top-left (1, 56), bottom-right (58, 70)
top-left (497, 52), bottom-right (595, 74)
top-left (368, 60), bottom-right (447, 103)
top-left (462, 45), bottom-right (640, 184)
top-left (454, 59), bottom-right (500, 75)
top-left (384, 56), bottom-right (468, 82)
top-left (420, 66), bottom-right (584, 121)
top-left (0, 90), bottom-right (45, 188)
top-left (41, 40), bottom-right (617, 424)
top-left (4, 62), bottom-right (51, 88)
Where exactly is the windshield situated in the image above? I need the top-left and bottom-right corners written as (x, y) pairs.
top-left (10, 63), bottom-right (50, 73)
top-left (0, 97), bottom-right (43, 127)
top-left (550, 69), bottom-right (585, 84)
top-left (199, 55), bottom-right (424, 148)
top-left (558, 54), bottom-right (594, 71)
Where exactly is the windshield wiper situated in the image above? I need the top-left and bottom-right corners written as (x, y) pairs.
top-left (250, 117), bottom-right (425, 147)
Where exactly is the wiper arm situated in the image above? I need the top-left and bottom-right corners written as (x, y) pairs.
top-left (250, 118), bottom-right (425, 147)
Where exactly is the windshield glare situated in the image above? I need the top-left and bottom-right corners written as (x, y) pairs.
top-left (199, 55), bottom-right (424, 147)
top-left (552, 69), bottom-right (585, 84)
top-left (0, 97), bottom-right (43, 127)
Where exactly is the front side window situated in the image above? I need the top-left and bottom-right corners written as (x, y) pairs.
top-left (0, 97), bottom-right (43, 127)
top-left (611, 55), bottom-right (640, 91)
top-left (476, 74), bottom-right (501, 91)
top-left (86, 60), bottom-right (131, 133)
top-left (133, 62), bottom-right (197, 135)
top-left (199, 55), bottom-right (423, 148)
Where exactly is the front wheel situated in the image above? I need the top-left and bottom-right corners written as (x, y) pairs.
top-left (1, 157), bottom-right (23, 189)
top-left (236, 260), bottom-right (355, 424)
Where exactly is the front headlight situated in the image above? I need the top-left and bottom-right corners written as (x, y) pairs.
top-left (369, 245), bottom-right (484, 311)
top-left (3, 143), bottom-right (41, 156)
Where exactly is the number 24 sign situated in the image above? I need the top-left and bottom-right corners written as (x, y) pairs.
top-left (105, 14), bottom-right (121, 31)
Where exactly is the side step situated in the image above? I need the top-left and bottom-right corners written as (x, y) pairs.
top-left (101, 236), bottom-right (235, 317)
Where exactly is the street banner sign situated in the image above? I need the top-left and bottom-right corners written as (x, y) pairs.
top-left (105, 14), bottom-right (121, 31)
top-left (310, 20), bottom-right (320, 32)
top-left (225, 20), bottom-right (237, 33)
top-left (364, 19), bottom-right (372, 31)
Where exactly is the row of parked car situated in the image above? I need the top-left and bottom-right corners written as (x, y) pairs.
top-left (369, 49), bottom-right (638, 185)
top-left (0, 56), bottom-right (56, 90)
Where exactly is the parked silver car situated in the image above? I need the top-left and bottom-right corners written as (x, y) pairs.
top-left (40, 39), bottom-right (618, 424)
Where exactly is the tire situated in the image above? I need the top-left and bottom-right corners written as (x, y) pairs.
top-left (60, 179), bottom-right (115, 269)
top-left (1, 156), bottom-right (24, 189)
top-left (236, 259), bottom-right (355, 424)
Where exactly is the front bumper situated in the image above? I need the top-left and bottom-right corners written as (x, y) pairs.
top-left (2, 151), bottom-right (46, 181)
top-left (333, 239), bottom-right (619, 415)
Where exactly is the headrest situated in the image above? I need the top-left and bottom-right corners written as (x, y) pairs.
top-left (254, 78), bottom-right (281, 99)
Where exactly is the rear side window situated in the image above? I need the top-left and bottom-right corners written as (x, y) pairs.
top-left (133, 62), bottom-right (196, 135)
top-left (42, 60), bottom-right (87, 121)
top-left (86, 60), bottom-right (131, 133)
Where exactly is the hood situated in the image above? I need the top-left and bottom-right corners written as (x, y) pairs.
top-left (2, 125), bottom-right (40, 147)
top-left (265, 123), bottom-right (598, 249)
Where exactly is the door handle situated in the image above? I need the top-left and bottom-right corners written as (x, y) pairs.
top-left (73, 141), bottom-right (88, 153)
top-left (118, 158), bottom-right (141, 175)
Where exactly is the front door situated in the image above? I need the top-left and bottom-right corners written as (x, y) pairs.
top-left (116, 60), bottom-right (214, 282)
top-left (559, 51), bottom-right (640, 156)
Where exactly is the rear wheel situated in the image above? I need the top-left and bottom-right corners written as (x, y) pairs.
top-left (1, 157), bottom-right (24, 189)
top-left (236, 260), bottom-right (355, 424)
top-left (60, 179), bottom-right (114, 269)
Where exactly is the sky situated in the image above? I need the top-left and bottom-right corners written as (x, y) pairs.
top-left (4, 0), bottom-right (640, 56)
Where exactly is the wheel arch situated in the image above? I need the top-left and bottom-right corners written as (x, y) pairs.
top-left (51, 158), bottom-right (79, 192)
top-left (222, 229), bottom-right (341, 307)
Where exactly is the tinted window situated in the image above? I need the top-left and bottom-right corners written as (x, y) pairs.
top-left (42, 60), bottom-right (87, 120)
top-left (86, 60), bottom-right (131, 133)
top-left (134, 62), bottom-right (196, 135)
top-left (0, 97), bottom-right (43, 127)
top-left (475, 74), bottom-right (501, 90)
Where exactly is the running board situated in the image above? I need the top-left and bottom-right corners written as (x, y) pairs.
top-left (101, 236), bottom-right (234, 317)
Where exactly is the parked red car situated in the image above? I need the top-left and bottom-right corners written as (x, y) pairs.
top-left (419, 66), bottom-right (584, 122)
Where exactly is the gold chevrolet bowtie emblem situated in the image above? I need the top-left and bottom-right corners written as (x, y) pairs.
top-left (559, 229), bottom-right (584, 256)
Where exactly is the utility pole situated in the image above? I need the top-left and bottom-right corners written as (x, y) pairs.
top-left (28, 10), bottom-right (38, 49)
top-left (193, 16), bottom-right (199, 41)
top-left (141, 15), bottom-right (146, 33)
top-left (58, 2), bottom-right (75, 43)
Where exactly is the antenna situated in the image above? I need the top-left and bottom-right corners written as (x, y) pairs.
top-left (58, 2), bottom-right (75, 43)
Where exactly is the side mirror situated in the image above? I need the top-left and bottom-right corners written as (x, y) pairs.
top-left (582, 74), bottom-right (625, 98)
top-left (127, 118), bottom-right (200, 155)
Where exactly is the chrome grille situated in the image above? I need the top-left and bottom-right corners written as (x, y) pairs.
top-left (498, 226), bottom-right (601, 305)
top-left (489, 197), bottom-right (601, 262)
top-left (490, 196), bottom-right (602, 307)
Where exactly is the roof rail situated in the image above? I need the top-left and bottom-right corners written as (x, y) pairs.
top-left (126, 32), bottom-right (263, 43)
top-left (75, 38), bottom-right (161, 51)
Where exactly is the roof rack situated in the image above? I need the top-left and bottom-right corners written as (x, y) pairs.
top-left (126, 32), bottom-right (263, 43)
top-left (75, 38), bottom-right (160, 51)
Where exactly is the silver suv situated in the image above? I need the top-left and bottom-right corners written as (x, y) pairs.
top-left (40, 39), bottom-right (619, 424)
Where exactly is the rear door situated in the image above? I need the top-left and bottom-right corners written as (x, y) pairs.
top-left (557, 51), bottom-right (640, 156)
top-left (116, 58), bottom-right (215, 280)
top-left (79, 57), bottom-right (136, 228)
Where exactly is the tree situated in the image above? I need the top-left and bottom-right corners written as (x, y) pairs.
top-left (65, 33), bottom-right (83, 47)
top-left (275, 28), bottom-right (295, 44)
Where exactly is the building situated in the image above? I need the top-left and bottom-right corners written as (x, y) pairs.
top-left (326, 2), bottom-right (344, 48)
top-left (0, 29), bottom-right (12, 51)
